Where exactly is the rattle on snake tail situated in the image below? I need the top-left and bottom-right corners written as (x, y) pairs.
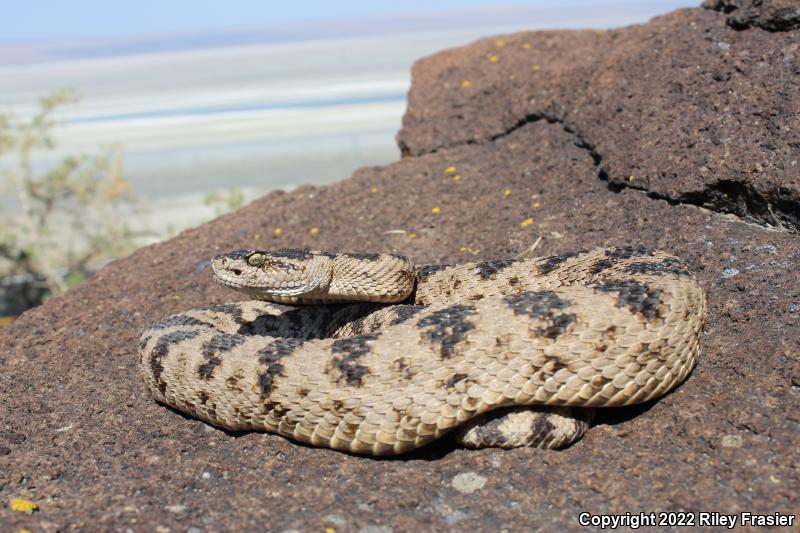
top-left (138, 247), bottom-right (706, 456)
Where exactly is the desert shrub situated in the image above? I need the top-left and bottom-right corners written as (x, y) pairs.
top-left (0, 89), bottom-right (139, 303)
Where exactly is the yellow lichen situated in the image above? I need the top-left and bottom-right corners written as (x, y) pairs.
top-left (309, 227), bottom-right (319, 236)
top-left (407, 232), bottom-right (417, 239)
top-left (532, 65), bottom-right (540, 72)
top-left (532, 201), bottom-right (541, 209)
top-left (495, 40), bottom-right (506, 47)
top-left (325, 528), bottom-right (336, 533)
top-left (445, 165), bottom-right (457, 174)
top-left (503, 189), bottom-right (511, 198)
top-left (452, 175), bottom-right (461, 183)
top-left (370, 186), bottom-right (378, 193)
top-left (10, 498), bottom-right (38, 514)
top-left (273, 227), bottom-right (282, 237)
top-left (461, 80), bottom-right (472, 88)
top-left (431, 207), bottom-right (441, 214)
top-left (520, 217), bottom-right (534, 228)
top-left (522, 43), bottom-right (532, 49)
top-left (488, 54), bottom-right (499, 64)
top-left (508, 75), bottom-right (516, 81)
top-left (628, 175), bottom-right (636, 182)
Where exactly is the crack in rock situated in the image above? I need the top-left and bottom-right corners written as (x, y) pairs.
top-left (419, 110), bottom-right (798, 234)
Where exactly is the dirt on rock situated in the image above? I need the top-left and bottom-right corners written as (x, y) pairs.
top-left (2, 1), bottom-right (798, 531)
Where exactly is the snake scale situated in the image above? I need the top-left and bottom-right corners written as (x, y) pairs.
top-left (138, 247), bottom-right (706, 455)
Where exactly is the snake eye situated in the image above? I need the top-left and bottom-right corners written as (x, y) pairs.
top-left (246, 252), bottom-right (265, 267)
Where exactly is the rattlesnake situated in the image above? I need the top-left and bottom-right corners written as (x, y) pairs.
top-left (138, 247), bottom-right (706, 455)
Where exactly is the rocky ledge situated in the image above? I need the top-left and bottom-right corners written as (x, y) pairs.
top-left (1, 1), bottom-right (797, 531)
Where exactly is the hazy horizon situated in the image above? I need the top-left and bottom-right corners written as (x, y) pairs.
top-left (2, 1), bottom-right (697, 65)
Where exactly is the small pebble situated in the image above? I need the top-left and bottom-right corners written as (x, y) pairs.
top-left (721, 267), bottom-right (739, 279)
top-left (359, 526), bottom-right (392, 533)
top-left (201, 471), bottom-right (211, 480)
top-left (324, 514), bottom-right (346, 525)
top-left (452, 472), bottom-right (487, 494)
top-left (721, 434), bottom-right (743, 448)
top-left (445, 510), bottom-right (468, 525)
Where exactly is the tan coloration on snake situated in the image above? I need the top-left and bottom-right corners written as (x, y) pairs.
top-left (138, 247), bottom-right (706, 455)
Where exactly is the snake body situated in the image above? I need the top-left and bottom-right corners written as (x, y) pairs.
top-left (138, 247), bottom-right (706, 455)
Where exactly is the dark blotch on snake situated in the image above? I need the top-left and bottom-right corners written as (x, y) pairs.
top-left (329, 334), bottom-right (380, 386)
top-left (605, 246), bottom-right (655, 260)
top-left (198, 333), bottom-right (246, 379)
top-left (389, 305), bottom-right (426, 325)
top-left (446, 373), bottom-right (469, 388)
top-left (415, 264), bottom-right (452, 281)
top-left (268, 249), bottom-right (314, 260)
top-left (463, 414), bottom-right (510, 447)
top-left (504, 291), bottom-right (576, 339)
top-left (151, 314), bottom-right (214, 330)
top-left (588, 247), bottom-right (655, 275)
top-left (417, 303), bottom-right (477, 358)
top-left (589, 259), bottom-right (614, 275)
top-left (149, 330), bottom-right (200, 394)
top-left (392, 357), bottom-right (414, 380)
top-left (226, 373), bottom-right (243, 392)
top-left (595, 279), bottom-right (663, 320)
top-left (239, 307), bottom-right (322, 338)
top-left (529, 410), bottom-right (559, 446)
top-left (475, 259), bottom-right (518, 279)
top-left (538, 249), bottom-right (589, 275)
top-left (504, 291), bottom-right (570, 317)
top-left (138, 335), bottom-right (152, 354)
top-left (256, 337), bottom-right (307, 398)
top-left (625, 258), bottom-right (692, 278)
top-left (539, 314), bottom-right (577, 339)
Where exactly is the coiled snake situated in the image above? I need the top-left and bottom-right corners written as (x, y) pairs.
top-left (138, 247), bottom-right (706, 455)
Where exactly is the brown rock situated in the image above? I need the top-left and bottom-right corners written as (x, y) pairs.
top-left (398, 2), bottom-right (799, 231)
top-left (703, 0), bottom-right (800, 31)
top-left (2, 3), bottom-right (798, 531)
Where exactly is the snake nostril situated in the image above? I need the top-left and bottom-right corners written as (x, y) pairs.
top-left (231, 268), bottom-right (242, 276)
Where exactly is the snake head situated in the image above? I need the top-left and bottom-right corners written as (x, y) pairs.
top-left (211, 248), bottom-right (334, 300)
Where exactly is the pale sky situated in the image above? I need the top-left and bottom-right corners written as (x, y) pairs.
top-left (5, 0), bottom-right (698, 43)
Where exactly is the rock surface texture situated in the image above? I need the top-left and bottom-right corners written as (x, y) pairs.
top-left (2, 1), bottom-right (798, 531)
